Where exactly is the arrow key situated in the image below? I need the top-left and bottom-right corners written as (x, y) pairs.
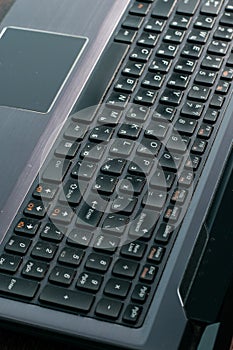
top-left (24, 200), bottom-right (49, 219)
top-left (50, 205), bottom-right (74, 224)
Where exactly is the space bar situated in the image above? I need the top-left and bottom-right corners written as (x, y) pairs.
top-left (72, 41), bottom-right (129, 113)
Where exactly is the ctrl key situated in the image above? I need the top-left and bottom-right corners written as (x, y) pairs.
top-left (0, 274), bottom-right (39, 299)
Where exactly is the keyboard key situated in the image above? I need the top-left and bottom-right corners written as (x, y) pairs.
top-left (77, 193), bottom-right (108, 228)
top-left (89, 126), bottom-right (114, 143)
top-left (64, 122), bottom-right (88, 141)
top-left (122, 15), bottom-right (144, 30)
top-left (93, 175), bottom-right (118, 195)
top-left (149, 58), bottom-right (172, 73)
top-left (134, 88), bottom-right (157, 106)
top-left (55, 140), bottom-right (79, 159)
top-left (160, 89), bottom-right (183, 106)
top-left (77, 272), bottom-right (103, 292)
top-left (208, 40), bottom-right (229, 56)
top-left (49, 266), bottom-right (75, 286)
top-left (157, 43), bottom-right (179, 59)
top-left (59, 179), bottom-right (88, 206)
top-left (174, 117), bottom-right (197, 135)
top-left (192, 139), bottom-right (207, 154)
top-left (164, 29), bottom-right (185, 44)
top-left (119, 175), bottom-right (146, 195)
top-left (115, 76), bottom-right (138, 93)
top-left (140, 264), bottom-right (158, 283)
top-left (123, 61), bottom-right (145, 77)
top-left (170, 15), bottom-right (191, 29)
top-left (80, 143), bottom-right (105, 161)
top-left (203, 109), bottom-right (219, 123)
top-left (144, 18), bottom-right (166, 33)
top-left (0, 254), bottom-right (22, 273)
top-left (210, 94), bottom-right (225, 109)
top-left (181, 101), bottom-right (204, 119)
top-left (121, 241), bottom-right (147, 260)
top-left (132, 284), bottom-right (150, 303)
top-left (201, 54), bottom-right (223, 70)
top-left (113, 259), bottom-right (139, 278)
top-left (24, 200), bottom-right (48, 219)
top-left (58, 247), bottom-right (84, 267)
top-left (167, 73), bottom-right (190, 90)
top-left (33, 183), bottom-right (58, 201)
top-left (15, 218), bottom-right (40, 237)
top-left (171, 188), bottom-right (188, 204)
top-left (185, 155), bottom-right (201, 170)
top-left (188, 29), bottom-right (209, 44)
top-left (195, 69), bottom-right (217, 86)
top-left (220, 11), bottom-right (233, 26)
top-left (159, 152), bottom-right (183, 171)
top-left (178, 170), bottom-right (194, 187)
top-left (40, 222), bottom-right (65, 242)
top-left (0, 274), bottom-right (39, 299)
top-left (42, 158), bottom-right (71, 183)
top-left (95, 298), bottom-right (122, 319)
top-left (118, 123), bottom-right (141, 140)
top-left (115, 29), bottom-right (137, 44)
top-left (40, 285), bottom-right (94, 312)
top-left (141, 72), bottom-right (165, 90)
top-left (155, 223), bottom-right (174, 243)
top-left (123, 304), bottom-right (142, 324)
top-left (151, 0), bottom-right (177, 18)
top-left (110, 139), bottom-right (134, 157)
top-left (145, 120), bottom-right (169, 139)
top-left (22, 260), bottom-right (48, 280)
top-left (128, 157), bottom-right (154, 176)
top-left (174, 58), bottom-right (197, 74)
top-left (94, 234), bottom-right (120, 253)
top-left (126, 105), bottom-right (149, 122)
top-left (50, 205), bottom-right (74, 224)
top-left (104, 278), bottom-right (131, 298)
top-left (112, 195), bottom-right (137, 214)
top-left (198, 123), bottom-right (213, 139)
top-left (214, 26), bottom-right (233, 41)
top-left (188, 85), bottom-right (210, 102)
top-left (143, 190), bottom-right (167, 209)
top-left (129, 209), bottom-right (159, 240)
top-left (177, 0), bottom-right (200, 15)
top-left (153, 105), bottom-right (176, 122)
top-left (5, 236), bottom-right (31, 256)
top-left (67, 229), bottom-right (93, 248)
top-left (71, 160), bottom-right (97, 180)
top-left (147, 245), bottom-right (165, 263)
top-left (201, 0), bottom-right (222, 15)
top-left (137, 138), bottom-right (161, 157)
top-left (101, 158), bottom-right (127, 176)
top-left (164, 205), bottom-right (181, 222)
top-left (106, 92), bottom-right (130, 109)
top-left (166, 134), bottom-right (190, 153)
top-left (85, 253), bottom-right (112, 272)
top-left (150, 170), bottom-right (175, 189)
top-left (102, 214), bottom-right (129, 235)
top-left (182, 44), bottom-right (203, 59)
top-left (98, 108), bottom-right (122, 125)
top-left (137, 32), bottom-right (158, 47)
top-left (129, 2), bottom-right (150, 16)
top-left (31, 241), bottom-right (57, 261)
top-left (194, 15), bottom-right (215, 29)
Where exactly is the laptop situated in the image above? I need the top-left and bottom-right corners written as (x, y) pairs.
top-left (0, 0), bottom-right (232, 349)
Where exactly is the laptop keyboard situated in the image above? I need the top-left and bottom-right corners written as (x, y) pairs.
top-left (0, 0), bottom-right (233, 327)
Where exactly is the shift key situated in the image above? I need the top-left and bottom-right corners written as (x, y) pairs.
top-left (0, 274), bottom-right (39, 299)
top-left (42, 158), bottom-right (71, 183)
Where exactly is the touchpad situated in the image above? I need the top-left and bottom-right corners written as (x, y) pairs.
top-left (0, 27), bottom-right (88, 113)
